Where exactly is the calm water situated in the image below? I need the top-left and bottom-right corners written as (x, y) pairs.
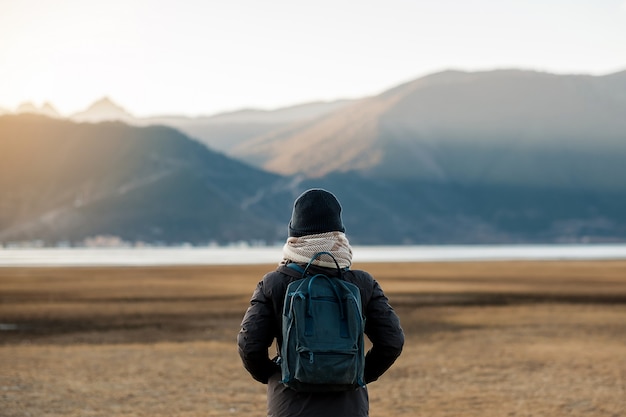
top-left (2, 244), bottom-right (626, 267)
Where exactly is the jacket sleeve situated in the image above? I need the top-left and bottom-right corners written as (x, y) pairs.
top-left (363, 278), bottom-right (404, 384)
top-left (237, 277), bottom-right (281, 384)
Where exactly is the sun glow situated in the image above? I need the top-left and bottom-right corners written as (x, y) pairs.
top-left (1, 0), bottom-right (625, 117)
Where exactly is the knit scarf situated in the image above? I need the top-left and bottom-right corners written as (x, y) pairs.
top-left (281, 231), bottom-right (353, 269)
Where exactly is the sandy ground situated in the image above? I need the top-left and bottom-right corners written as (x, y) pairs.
top-left (1, 261), bottom-right (626, 416)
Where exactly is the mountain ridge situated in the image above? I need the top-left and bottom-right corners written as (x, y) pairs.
top-left (0, 114), bottom-right (300, 245)
top-left (2, 113), bottom-right (626, 245)
top-left (2, 96), bottom-right (355, 156)
top-left (70, 97), bottom-right (134, 123)
top-left (3, 68), bottom-right (626, 245)
top-left (230, 69), bottom-right (626, 191)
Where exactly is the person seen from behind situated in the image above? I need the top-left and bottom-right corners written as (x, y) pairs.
top-left (238, 188), bottom-right (404, 417)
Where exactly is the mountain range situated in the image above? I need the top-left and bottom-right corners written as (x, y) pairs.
top-left (234, 69), bottom-right (626, 189)
top-left (2, 68), bottom-right (626, 245)
top-left (0, 114), bottom-right (298, 245)
top-left (3, 97), bottom-right (354, 155)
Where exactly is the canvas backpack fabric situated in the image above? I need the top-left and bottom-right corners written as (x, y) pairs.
top-left (280, 252), bottom-right (366, 392)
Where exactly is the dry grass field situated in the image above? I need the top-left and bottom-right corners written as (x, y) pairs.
top-left (1, 260), bottom-right (626, 416)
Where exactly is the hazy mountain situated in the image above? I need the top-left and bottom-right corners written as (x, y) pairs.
top-left (2, 114), bottom-right (625, 246)
top-left (0, 114), bottom-right (299, 245)
top-left (232, 69), bottom-right (626, 191)
top-left (41, 102), bottom-right (60, 118)
top-left (70, 97), bottom-right (134, 123)
top-left (140, 99), bottom-right (355, 153)
top-left (3, 69), bottom-right (626, 245)
top-left (15, 101), bottom-right (61, 118)
top-left (16, 102), bottom-right (39, 114)
top-left (196, 100), bottom-right (355, 124)
top-left (295, 172), bottom-right (626, 244)
top-left (62, 97), bottom-right (353, 153)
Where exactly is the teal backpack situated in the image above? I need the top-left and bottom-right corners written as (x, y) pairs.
top-left (280, 251), bottom-right (365, 392)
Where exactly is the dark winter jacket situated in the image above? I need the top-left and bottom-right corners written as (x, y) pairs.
top-left (238, 264), bottom-right (404, 417)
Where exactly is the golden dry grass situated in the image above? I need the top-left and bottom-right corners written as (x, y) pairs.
top-left (1, 261), bottom-right (626, 416)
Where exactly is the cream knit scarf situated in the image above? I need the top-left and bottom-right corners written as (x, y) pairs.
top-left (281, 231), bottom-right (353, 269)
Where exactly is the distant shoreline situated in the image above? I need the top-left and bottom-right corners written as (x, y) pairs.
top-left (2, 244), bottom-right (626, 267)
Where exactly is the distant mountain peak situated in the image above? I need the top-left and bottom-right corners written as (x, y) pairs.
top-left (40, 102), bottom-right (61, 118)
top-left (16, 102), bottom-right (39, 114)
top-left (15, 101), bottom-right (60, 118)
top-left (89, 96), bottom-right (121, 108)
top-left (71, 96), bottom-right (133, 123)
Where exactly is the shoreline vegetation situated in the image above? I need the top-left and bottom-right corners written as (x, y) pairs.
top-left (2, 261), bottom-right (626, 416)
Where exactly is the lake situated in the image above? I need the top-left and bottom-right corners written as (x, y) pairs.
top-left (2, 244), bottom-right (626, 267)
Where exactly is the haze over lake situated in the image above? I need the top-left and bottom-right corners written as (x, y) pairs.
top-left (3, 244), bottom-right (626, 267)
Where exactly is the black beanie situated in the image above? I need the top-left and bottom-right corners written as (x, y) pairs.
top-left (288, 189), bottom-right (345, 237)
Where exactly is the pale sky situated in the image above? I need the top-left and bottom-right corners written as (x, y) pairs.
top-left (1, 0), bottom-right (625, 117)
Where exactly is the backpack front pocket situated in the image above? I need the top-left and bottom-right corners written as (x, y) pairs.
top-left (294, 348), bottom-right (359, 385)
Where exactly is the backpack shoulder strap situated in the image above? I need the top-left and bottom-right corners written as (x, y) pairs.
top-left (286, 252), bottom-right (350, 278)
top-left (286, 262), bottom-right (306, 275)
top-left (304, 251), bottom-right (342, 278)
